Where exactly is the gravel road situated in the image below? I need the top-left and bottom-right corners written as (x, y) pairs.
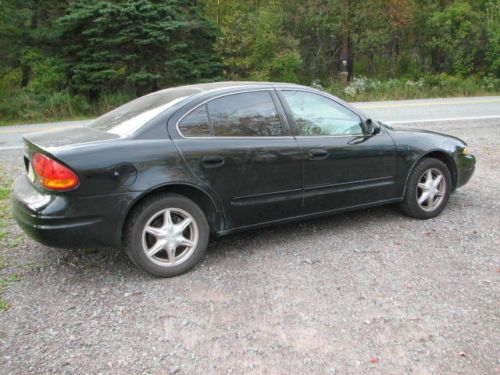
top-left (0, 119), bottom-right (499, 374)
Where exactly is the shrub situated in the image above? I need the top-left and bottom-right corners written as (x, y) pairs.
top-left (330, 75), bottom-right (500, 102)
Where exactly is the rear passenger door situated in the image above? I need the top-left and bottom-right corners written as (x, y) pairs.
top-left (170, 90), bottom-right (303, 229)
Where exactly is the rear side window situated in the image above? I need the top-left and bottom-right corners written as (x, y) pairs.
top-left (178, 91), bottom-right (285, 137)
top-left (178, 105), bottom-right (211, 137)
top-left (208, 91), bottom-right (284, 136)
top-left (90, 87), bottom-right (198, 134)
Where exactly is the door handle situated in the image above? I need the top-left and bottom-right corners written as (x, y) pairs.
top-left (202, 155), bottom-right (225, 168)
top-left (308, 149), bottom-right (329, 160)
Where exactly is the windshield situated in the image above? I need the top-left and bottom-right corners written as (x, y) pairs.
top-left (89, 87), bottom-right (201, 135)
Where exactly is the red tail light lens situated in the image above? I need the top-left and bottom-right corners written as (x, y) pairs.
top-left (32, 153), bottom-right (79, 191)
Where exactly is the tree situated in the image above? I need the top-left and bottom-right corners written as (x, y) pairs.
top-left (0, 0), bottom-right (66, 87)
top-left (483, 0), bottom-right (500, 75)
top-left (281, 0), bottom-right (343, 82)
top-left (214, 0), bottom-right (302, 81)
top-left (54, 0), bottom-right (222, 99)
top-left (424, 1), bottom-right (483, 76)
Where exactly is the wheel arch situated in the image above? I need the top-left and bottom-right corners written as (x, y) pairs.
top-left (122, 183), bottom-right (225, 242)
top-left (403, 149), bottom-right (457, 196)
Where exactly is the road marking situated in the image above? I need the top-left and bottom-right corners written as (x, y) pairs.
top-left (356, 98), bottom-right (500, 109)
top-left (0, 98), bottom-right (499, 134)
top-left (0, 125), bottom-right (76, 135)
top-left (0, 146), bottom-right (23, 150)
top-left (386, 115), bottom-right (500, 124)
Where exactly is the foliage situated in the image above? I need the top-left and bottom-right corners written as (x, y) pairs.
top-left (0, 88), bottom-right (134, 125)
top-left (484, 0), bottom-right (500, 76)
top-left (0, 173), bottom-right (13, 310)
top-left (19, 49), bottom-right (66, 93)
top-left (333, 74), bottom-right (500, 101)
top-left (0, 0), bottom-right (30, 74)
top-left (424, 2), bottom-right (483, 76)
top-left (52, 0), bottom-right (222, 99)
top-left (215, 1), bottom-right (301, 81)
top-left (280, 0), bottom-right (343, 82)
top-left (0, 0), bottom-right (499, 124)
top-left (1, 75), bottom-right (498, 125)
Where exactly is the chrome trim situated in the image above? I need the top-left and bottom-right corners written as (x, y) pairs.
top-left (303, 176), bottom-right (394, 190)
top-left (233, 187), bottom-right (303, 201)
top-left (296, 134), bottom-right (365, 139)
top-left (175, 136), bottom-right (295, 140)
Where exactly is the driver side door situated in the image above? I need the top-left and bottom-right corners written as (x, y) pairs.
top-left (277, 90), bottom-right (398, 214)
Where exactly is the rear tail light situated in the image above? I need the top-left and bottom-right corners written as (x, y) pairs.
top-left (31, 153), bottom-right (79, 191)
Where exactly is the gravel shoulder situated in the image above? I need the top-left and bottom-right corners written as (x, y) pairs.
top-left (0, 120), bottom-right (499, 374)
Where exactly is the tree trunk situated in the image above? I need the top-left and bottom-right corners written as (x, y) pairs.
top-left (217, 0), bottom-right (221, 26)
top-left (340, 0), bottom-right (350, 84)
top-left (20, 6), bottom-right (38, 88)
top-left (21, 65), bottom-right (30, 88)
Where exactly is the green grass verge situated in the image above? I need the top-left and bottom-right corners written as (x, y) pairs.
top-left (0, 173), bottom-right (21, 311)
top-left (328, 74), bottom-right (499, 102)
top-left (0, 90), bottom-right (134, 126)
top-left (0, 75), bottom-right (498, 126)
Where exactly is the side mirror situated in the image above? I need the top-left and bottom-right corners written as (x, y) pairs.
top-left (363, 119), bottom-right (380, 135)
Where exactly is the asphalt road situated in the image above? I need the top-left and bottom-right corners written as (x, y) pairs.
top-left (0, 96), bottom-right (499, 149)
top-left (0, 97), bottom-right (499, 374)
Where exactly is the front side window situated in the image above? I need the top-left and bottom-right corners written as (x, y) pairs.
top-left (282, 91), bottom-right (363, 136)
top-left (208, 91), bottom-right (284, 137)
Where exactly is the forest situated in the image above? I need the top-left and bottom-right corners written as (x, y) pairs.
top-left (0, 0), bottom-right (498, 124)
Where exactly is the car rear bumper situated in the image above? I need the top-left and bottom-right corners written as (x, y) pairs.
top-left (455, 154), bottom-right (476, 188)
top-left (11, 175), bottom-right (135, 248)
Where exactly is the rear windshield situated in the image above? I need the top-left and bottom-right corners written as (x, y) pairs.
top-left (89, 87), bottom-right (201, 135)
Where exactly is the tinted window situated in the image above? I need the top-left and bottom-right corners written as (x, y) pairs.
top-left (208, 91), bottom-right (284, 136)
top-left (178, 105), bottom-right (211, 137)
top-left (282, 91), bottom-right (363, 136)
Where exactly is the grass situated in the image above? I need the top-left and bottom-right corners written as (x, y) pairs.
top-left (0, 187), bottom-right (10, 200)
top-left (0, 172), bottom-right (22, 311)
top-left (0, 74), bottom-right (498, 126)
top-left (0, 299), bottom-right (9, 311)
top-left (327, 74), bottom-right (500, 102)
top-left (0, 90), bottom-right (134, 126)
top-left (0, 186), bottom-right (9, 243)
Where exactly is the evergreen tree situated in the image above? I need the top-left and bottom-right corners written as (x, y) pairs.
top-left (54, 0), bottom-right (222, 99)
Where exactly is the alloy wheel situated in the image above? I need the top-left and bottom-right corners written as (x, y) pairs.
top-left (416, 168), bottom-right (447, 212)
top-left (141, 208), bottom-right (199, 267)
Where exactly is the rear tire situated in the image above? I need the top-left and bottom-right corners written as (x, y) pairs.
top-left (124, 193), bottom-right (209, 277)
top-left (400, 158), bottom-right (451, 219)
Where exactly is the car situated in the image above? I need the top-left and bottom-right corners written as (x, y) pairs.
top-left (11, 81), bottom-right (476, 277)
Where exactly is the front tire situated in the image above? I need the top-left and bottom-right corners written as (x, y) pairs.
top-left (400, 158), bottom-right (452, 219)
top-left (124, 193), bottom-right (209, 277)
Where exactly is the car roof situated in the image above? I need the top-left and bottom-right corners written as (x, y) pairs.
top-left (186, 81), bottom-right (303, 91)
top-left (128, 81), bottom-right (370, 138)
top-left (146, 81), bottom-right (306, 99)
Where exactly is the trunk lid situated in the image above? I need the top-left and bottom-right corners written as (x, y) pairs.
top-left (23, 126), bottom-right (119, 150)
top-left (22, 127), bottom-right (120, 185)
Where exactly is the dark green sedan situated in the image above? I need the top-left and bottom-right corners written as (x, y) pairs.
top-left (12, 82), bottom-right (476, 276)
